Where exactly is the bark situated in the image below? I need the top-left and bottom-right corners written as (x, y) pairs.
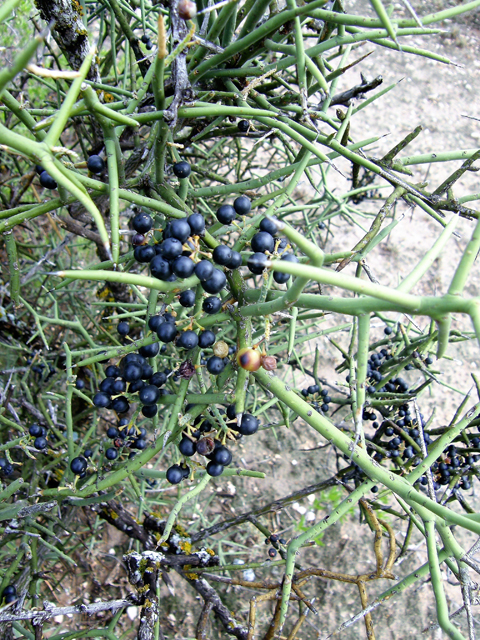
top-left (35, 0), bottom-right (101, 82)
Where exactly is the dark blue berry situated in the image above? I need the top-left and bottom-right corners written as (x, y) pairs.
top-left (87, 155), bottom-right (105, 174)
top-left (173, 161), bottom-right (191, 179)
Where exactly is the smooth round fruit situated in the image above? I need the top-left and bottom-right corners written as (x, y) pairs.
top-left (179, 436), bottom-right (196, 457)
top-left (105, 448), bottom-right (118, 461)
top-left (177, 330), bottom-right (199, 350)
top-left (148, 315), bottom-right (164, 331)
top-left (233, 195), bottom-right (251, 216)
top-left (187, 213), bottom-right (205, 235)
top-left (139, 384), bottom-right (160, 406)
top-left (194, 260), bottom-right (214, 281)
top-left (4, 594), bottom-right (16, 604)
top-left (198, 330), bottom-right (216, 348)
top-left (75, 378), bottom-right (86, 390)
top-left (384, 326), bottom-right (393, 335)
top-left (93, 392), bottom-right (111, 408)
top-left (166, 464), bottom-right (184, 484)
top-left (157, 322), bottom-right (177, 343)
top-left (71, 457), bottom-right (87, 475)
top-left (29, 424), bottom-right (43, 437)
top-left (117, 321), bottom-right (130, 336)
top-left (259, 217), bottom-right (278, 236)
top-left (216, 204), bottom-right (236, 225)
top-left (247, 252), bottom-right (268, 275)
top-left (169, 218), bottom-right (191, 243)
top-left (203, 296), bottom-right (222, 314)
top-left (112, 396), bottom-right (129, 413)
top-left (273, 271), bottom-right (289, 285)
top-left (206, 356), bottom-right (225, 375)
top-left (84, 448), bottom-right (93, 458)
top-left (226, 405), bottom-right (236, 420)
top-left (139, 342), bottom-right (160, 359)
top-left (112, 379), bottom-right (126, 393)
top-left (179, 289), bottom-right (196, 307)
top-left (34, 436), bottom-right (47, 450)
top-left (39, 171), bottom-right (57, 189)
top-left (87, 155), bottom-right (105, 174)
top-left (238, 413), bottom-right (259, 436)
top-left (172, 256), bottom-right (195, 278)
top-left (251, 231), bottom-right (275, 254)
top-left (268, 548), bottom-right (277, 558)
top-left (150, 371), bottom-right (167, 387)
top-left (141, 34), bottom-right (149, 43)
top-left (3, 585), bottom-right (16, 597)
top-left (105, 365), bottom-right (120, 378)
top-left (212, 445), bottom-right (232, 466)
top-left (150, 255), bottom-right (172, 280)
top-left (206, 461), bottom-right (224, 477)
top-left (142, 404), bottom-right (158, 418)
top-left (158, 238), bottom-right (183, 261)
top-left (173, 161), bottom-right (191, 179)
top-left (35, 165), bottom-right (44, 175)
top-left (237, 348), bottom-right (261, 372)
top-left (132, 233), bottom-right (146, 247)
top-left (107, 427), bottom-right (119, 439)
top-left (225, 250), bottom-right (242, 270)
top-left (202, 269), bottom-right (226, 294)
top-left (213, 245), bottom-right (232, 266)
top-left (238, 119), bottom-right (249, 132)
top-left (134, 245), bottom-right (155, 263)
top-left (100, 377), bottom-right (115, 394)
top-left (133, 212), bottom-right (153, 233)
top-left (123, 363), bottom-right (142, 382)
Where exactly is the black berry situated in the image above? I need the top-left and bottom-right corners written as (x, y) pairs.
top-left (87, 155), bottom-right (105, 174)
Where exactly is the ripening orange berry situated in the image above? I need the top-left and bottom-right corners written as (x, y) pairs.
top-left (237, 348), bottom-right (261, 371)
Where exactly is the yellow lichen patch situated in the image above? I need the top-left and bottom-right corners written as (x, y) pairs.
top-left (184, 572), bottom-right (199, 580)
top-left (206, 548), bottom-right (215, 556)
top-left (174, 524), bottom-right (188, 537)
top-left (178, 540), bottom-right (192, 554)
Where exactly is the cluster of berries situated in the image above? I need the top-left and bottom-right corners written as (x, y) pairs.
top-left (141, 33), bottom-right (154, 50)
top-left (245, 216), bottom-right (297, 283)
top-left (167, 405), bottom-right (260, 483)
top-left (301, 385), bottom-right (332, 413)
top-left (264, 533), bottom-right (287, 559)
top-left (35, 155), bottom-right (105, 191)
top-left (2, 584), bottom-right (16, 605)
